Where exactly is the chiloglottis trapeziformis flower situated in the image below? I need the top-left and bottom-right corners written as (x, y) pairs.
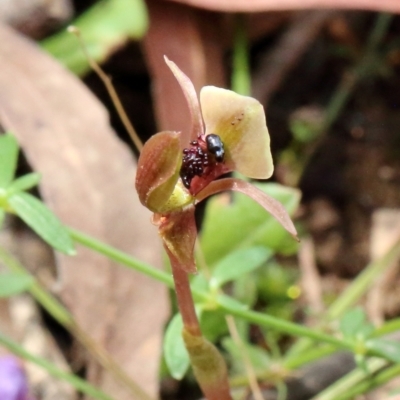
top-left (135, 56), bottom-right (298, 273)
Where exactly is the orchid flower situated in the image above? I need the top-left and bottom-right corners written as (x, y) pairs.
top-left (135, 56), bottom-right (298, 400)
top-left (136, 57), bottom-right (296, 400)
top-left (136, 56), bottom-right (298, 275)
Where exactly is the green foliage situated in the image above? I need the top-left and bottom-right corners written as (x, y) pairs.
top-left (0, 134), bottom-right (18, 188)
top-left (222, 337), bottom-right (271, 376)
top-left (200, 183), bottom-right (300, 267)
top-left (0, 133), bottom-right (75, 254)
top-left (210, 247), bottom-right (272, 290)
top-left (0, 209), bottom-right (4, 228)
top-left (339, 308), bottom-right (374, 341)
top-left (8, 173), bottom-right (41, 194)
top-left (42, 0), bottom-right (148, 76)
top-left (164, 313), bottom-right (190, 379)
top-left (8, 192), bottom-right (75, 255)
top-left (366, 339), bottom-right (400, 364)
top-left (0, 273), bottom-right (34, 297)
top-left (257, 262), bottom-right (298, 302)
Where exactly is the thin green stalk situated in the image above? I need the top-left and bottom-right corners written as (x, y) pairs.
top-left (283, 345), bottom-right (337, 370)
top-left (69, 228), bottom-right (173, 287)
top-left (70, 228), bottom-right (400, 363)
top-left (337, 363), bottom-right (400, 400)
top-left (373, 317), bottom-right (400, 338)
top-left (232, 14), bottom-right (251, 96)
top-left (287, 235), bottom-right (400, 359)
top-left (312, 357), bottom-right (392, 400)
top-left (288, 13), bottom-right (394, 188)
top-left (365, 13), bottom-right (392, 56)
top-left (322, 13), bottom-right (393, 132)
top-left (0, 246), bottom-right (73, 325)
top-left (0, 246), bottom-right (155, 400)
top-left (69, 228), bottom-right (357, 349)
top-left (327, 235), bottom-right (400, 320)
top-left (0, 332), bottom-right (113, 400)
top-left (217, 295), bottom-right (354, 350)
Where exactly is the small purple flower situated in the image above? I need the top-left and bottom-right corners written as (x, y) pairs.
top-left (0, 356), bottom-right (32, 400)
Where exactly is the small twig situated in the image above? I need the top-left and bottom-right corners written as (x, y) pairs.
top-left (67, 26), bottom-right (143, 153)
top-left (298, 237), bottom-right (324, 316)
top-left (321, 13), bottom-right (393, 132)
top-left (226, 315), bottom-right (264, 400)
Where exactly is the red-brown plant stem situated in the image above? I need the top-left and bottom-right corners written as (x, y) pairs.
top-left (167, 248), bottom-right (232, 400)
top-left (168, 249), bottom-right (201, 337)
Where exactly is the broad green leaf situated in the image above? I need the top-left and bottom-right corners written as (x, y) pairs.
top-left (8, 173), bottom-right (41, 193)
top-left (42, 0), bottom-right (148, 76)
top-left (367, 339), bottom-right (400, 363)
top-left (210, 247), bottom-right (272, 290)
top-left (164, 313), bottom-right (190, 379)
top-left (200, 183), bottom-right (300, 266)
top-left (190, 273), bottom-right (209, 292)
top-left (340, 308), bottom-right (373, 340)
top-left (8, 192), bottom-right (75, 255)
top-left (340, 308), bottom-right (364, 339)
top-left (0, 273), bottom-right (34, 297)
top-left (0, 133), bottom-right (18, 188)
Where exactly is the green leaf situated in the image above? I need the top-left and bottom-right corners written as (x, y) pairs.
top-left (0, 133), bottom-right (19, 188)
top-left (210, 247), bottom-right (272, 290)
top-left (164, 313), bottom-right (190, 379)
top-left (200, 183), bottom-right (300, 266)
top-left (0, 209), bottom-right (4, 229)
top-left (200, 310), bottom-right (229, 343)
top-left (8, 173), bottom-right (41, 193)
top-left (190, 273), bottom-right (209, 292)
top-left (41, 0), bottom-right (148, 76)
top-left (0, 273), bottom-right (34, 297)
top-left (367, 339), bottom-right (400, 363)
top-left (8, 192), bottom-right (75, 255)
top-left (340, 308), bottom-right (374, 340)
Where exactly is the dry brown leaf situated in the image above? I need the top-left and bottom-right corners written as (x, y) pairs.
top-left (0, 23), bottom-right (168, 399)
top-left (143, 0), bottom-right (225, 145)
top-left (0, 0), bottom-right (73, 38)
top-left (169, 0), bottom-right (400, 13)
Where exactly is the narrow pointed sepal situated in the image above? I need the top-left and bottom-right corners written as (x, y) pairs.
top-left (196, 178), bottom-right (298, 240)
top-left (164, 56), bottom-right (204, 142)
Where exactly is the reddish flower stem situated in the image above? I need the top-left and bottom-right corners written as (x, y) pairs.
top-left (167, 247), bottom-right (232, 400)
top-left (167, 249), bottom-right (201, 337)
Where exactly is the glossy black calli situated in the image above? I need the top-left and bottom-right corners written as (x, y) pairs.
top-left (206, 134), bottom-right (225, 162)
